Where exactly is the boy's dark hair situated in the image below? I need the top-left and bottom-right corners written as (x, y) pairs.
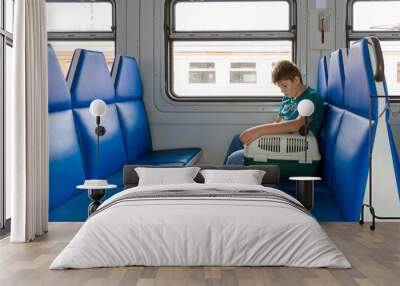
top-left (272, 60), bottom-right (303, 84)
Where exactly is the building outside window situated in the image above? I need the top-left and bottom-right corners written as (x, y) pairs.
top-left (165, 0), bottom-right (296, 100)
top-left (189, 62), bottom-right (216, 84)
top-left (230, 62), bottom-right (257, 84)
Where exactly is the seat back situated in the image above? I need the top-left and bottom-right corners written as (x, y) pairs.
top-left (316, 56), bottom-right (328, 100)
top-left (111, 55), bottom-right (152, 163)
top-left (68, 49), bottom-right (127, 179)
top-left (329, 39), bottom-right (378, 220)
top-left (317, 40), bottom-right (383, 221)
top-left (318, 49), bottom-right (347, 188)
top-left (48, 44), bottom-right (86, 210)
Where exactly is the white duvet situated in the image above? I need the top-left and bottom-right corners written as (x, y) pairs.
top-left (50, 183), bottom-right (351, 269)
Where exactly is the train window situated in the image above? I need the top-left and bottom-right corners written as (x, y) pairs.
top-left (47, 2), bottom-right (113, 32)
top-left (166, 0), bottom-right (296, 100)
top-left (47, 0), bottom-right (115, 76)
top-left (348, 0), bottom-right (400, 95)
top-left (174, 1), bottom-right (289, 31)
top-left (352, 1), bottom-right (400, 32)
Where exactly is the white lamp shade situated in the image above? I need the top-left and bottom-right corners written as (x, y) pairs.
top-left (89, 99), bottom-right (107, 117)
top-left (297, 99), bottom-right (315, 117)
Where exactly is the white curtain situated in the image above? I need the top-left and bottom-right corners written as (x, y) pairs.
top-left (7, 0), bottom-right (48, 242)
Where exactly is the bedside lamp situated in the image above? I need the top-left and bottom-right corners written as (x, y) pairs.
top-left (297, 99), bottom-right (314, 163)
top-left (89, 99), bottom-right (107, 160)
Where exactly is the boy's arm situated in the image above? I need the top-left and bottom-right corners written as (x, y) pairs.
top-left (240, 116), bottom-right (305, 145)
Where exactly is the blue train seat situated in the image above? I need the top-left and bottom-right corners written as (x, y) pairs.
top-left (329, 41), bottom-right (378, 221)
top-left (111, 55), bottom-right (201, 166)
top-left (48, 44), bottom-right (86, 211)
top-left (318, 49), bottom-right (347, 189)
top-left (316, 55), bottom-right (329, 99)
top-left (48, 47), bottom-right (202, 221)
top-left (68, 50), bottom-right (127, 181)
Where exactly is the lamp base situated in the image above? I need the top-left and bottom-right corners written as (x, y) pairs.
top-left (88, 189), bottom-right (105, 216)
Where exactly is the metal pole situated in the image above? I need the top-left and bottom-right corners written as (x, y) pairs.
top-left (304, 116), bottom-right (308, 163)
top-left (96, 116), bottom-right (100, 161)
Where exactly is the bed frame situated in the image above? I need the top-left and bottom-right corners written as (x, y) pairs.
top-left (123, 165), bottom-right (280, 189)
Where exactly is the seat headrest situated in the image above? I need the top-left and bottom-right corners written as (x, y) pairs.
top-left (344, 38), bottom-right (378, 119)
top-left (67, 49), bottom-right (115, 108)
top-left (112, 55), bottom-right (143, 101)
top-left (48, 44), bottom-right (71, 112)
top-left (326, 48), bottom-right (347, 107)
top-left (316, 56), bottom-right (328, 100)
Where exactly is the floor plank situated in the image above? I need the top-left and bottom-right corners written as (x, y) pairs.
top-left (0, 222), bottom-right (399, 286)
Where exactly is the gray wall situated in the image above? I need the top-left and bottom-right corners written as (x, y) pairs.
top-left (116, 0), bottom-right (400, 164)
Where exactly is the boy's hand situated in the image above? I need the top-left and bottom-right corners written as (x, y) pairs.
top-left (240, 129), bottom-right (260, 145)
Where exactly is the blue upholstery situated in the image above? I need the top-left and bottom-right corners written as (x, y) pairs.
top-left (325, 49), bottom-right (346, 107)
top-left (49, 48), bottom-right (202, 221)
top-left (113, 55), bottom-right (143, 101)
top-left (318, 49), bottom-right (347, 188)
top-left (73, 105), bottom-right (127, 179)
top-left (315, 39), bottom-right (382, 221)
top-left (48, 45), bottom-right (86, 210)
top-left (48, 46), bottom-right (72, 112)
top-left (68, 50), bottom-right (116, 107)
top-left (112, 56), bottom-right (152, 162)
top-left (116, 101), bottom-right (152, 162)
top-left (112, 55), bottom-right (201, 165)
top-left (68, 50), bottom-right (127, 179)
top-left (344, 40), bottom-right (378, 119)
top-left (331, 112), bottom-right (370, 220)
top-left (106, 169), bottom-right (124, 187)
top-left (317, 56), bottom-right (328, 100)
top-left (280, 180), bottom-right (344, 221)
top-left (135, 148), bottom-right (201, 165)
top-left (318, 105), bottom-right (344, 188)
top-left (49, 187), bottom-right (122, 222)
top-left (49, 111), bottom-right (86, 210)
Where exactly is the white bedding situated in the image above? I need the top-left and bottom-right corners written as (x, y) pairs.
top-left (50, 183), bottom-right (351, 269)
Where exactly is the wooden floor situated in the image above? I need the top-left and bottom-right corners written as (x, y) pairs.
top-left (0, 222), bottom-right (399, 286)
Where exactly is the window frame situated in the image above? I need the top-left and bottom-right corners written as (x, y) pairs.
top-left (47, 0), bottom-right (116, 44)
top-left (347, 0), bottom-right (400, 42)
top-left (347, 0), bottom-right (400, 96)
top-left (1, 0), bottom-right (13, 231)
top-left (164, 0), bottom-right (297, 102)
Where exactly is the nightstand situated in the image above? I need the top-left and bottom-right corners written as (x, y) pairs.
top-left (77, 182), bottom-right (117, 216)
top-left (289, 176), bottom-right (321, 210)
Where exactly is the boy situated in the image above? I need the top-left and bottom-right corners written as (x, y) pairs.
top-left (225, 60), bottom-right (324, 165)
top-left (239, 60), bottom-right (324, 145)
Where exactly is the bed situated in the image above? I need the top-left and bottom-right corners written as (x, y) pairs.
top-left (50, 165), bottom-right (350, 269)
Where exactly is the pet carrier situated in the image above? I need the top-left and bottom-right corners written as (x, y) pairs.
top-left (243, 132), bottom-right (321, 178)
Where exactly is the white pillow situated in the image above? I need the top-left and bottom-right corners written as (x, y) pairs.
top-left (135, 167), bottom-right (201, 186)
top-left (200, 169), bottom-right (266, 185)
